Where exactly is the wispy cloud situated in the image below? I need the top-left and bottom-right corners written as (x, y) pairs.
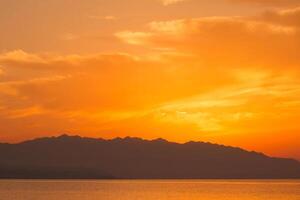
top-left (229, 0), bottom-right (300, 6)
top-left (88, 15), bottom-right (118, 20)
top-left (160, 0), bottom-right (187, 6)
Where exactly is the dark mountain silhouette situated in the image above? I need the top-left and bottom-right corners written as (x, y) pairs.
top-left (0, 134), bottom-right (300, 179)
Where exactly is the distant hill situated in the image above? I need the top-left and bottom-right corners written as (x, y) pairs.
top-left (0, 135), bottom-right (300, 179)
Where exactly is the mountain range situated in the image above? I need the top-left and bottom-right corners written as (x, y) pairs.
top-left (0, 134), bottom-right (300, 179)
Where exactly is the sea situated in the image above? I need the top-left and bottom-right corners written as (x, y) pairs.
top-left (0, 180), bottom-right (299, 200)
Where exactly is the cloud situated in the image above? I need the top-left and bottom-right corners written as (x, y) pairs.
top-left (160, 0), bottom-right (187, 6)
top-left (1, 48), bottom-right (300, 144)
top-left (0, 50), bottom-right (46, 64)
top-left (112, 6), bottom-right (300, 150)
top-left (2, 7), bottom-right (299, 135)
top-left (0, 49), bottom-right (233, 143)
top-left (0, 50), bottom-right (232, 117)
top-left (6, 106), bottom-right (48, 119)
top-left (116, 11), bottom-right (300, 68)
top-left (229, 0), bottom-right (300, 6)
top-left (159, 0), bottom-right (299, 6)
top-left (150, 68), bottom-right (300, 143)
top-left (261, 7), bottom-right (300, 27)
top-left (115, 32), bottom-right (154, 45)
top-left (88, 15), bottom-right (118, 21)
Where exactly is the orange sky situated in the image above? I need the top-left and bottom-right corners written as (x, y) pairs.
top-left (0, 0), bottom-right (300, 160)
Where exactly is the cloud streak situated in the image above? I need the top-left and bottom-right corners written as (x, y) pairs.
top-left (116, 8), bottom-right (300, 68)
top-left (230, 0), bottom-right (300, 6)
top-left (160, 0), bottom-right (187, 6)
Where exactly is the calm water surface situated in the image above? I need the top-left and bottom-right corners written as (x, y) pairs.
top-left (0, 180), bottom-right (299, 200)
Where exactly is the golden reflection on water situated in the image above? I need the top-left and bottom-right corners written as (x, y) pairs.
top-left (0, 180), bottom-right (299, 200)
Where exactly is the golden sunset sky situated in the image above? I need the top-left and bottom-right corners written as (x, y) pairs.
top-left (0, 0), bottom-right (300, 159)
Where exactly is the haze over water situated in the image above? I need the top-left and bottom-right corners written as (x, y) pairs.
top-left (1, 180), bottom-right (299, 200)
